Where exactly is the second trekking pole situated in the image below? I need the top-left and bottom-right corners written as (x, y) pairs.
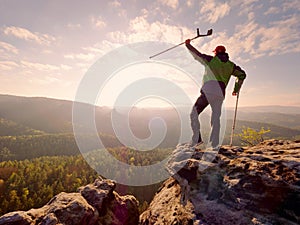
top-left (230, 92), bottom-right (239, 146)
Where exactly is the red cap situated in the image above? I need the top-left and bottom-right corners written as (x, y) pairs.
top-left (213, 45), bottom-right (226, 54)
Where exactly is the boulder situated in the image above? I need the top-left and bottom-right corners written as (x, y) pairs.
top-left (0, 178), bottom-right (139, 225)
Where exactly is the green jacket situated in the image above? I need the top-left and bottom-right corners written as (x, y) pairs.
top-left (186, 43), bottom-right (246, 93)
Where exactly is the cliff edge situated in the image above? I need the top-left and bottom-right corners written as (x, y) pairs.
top-left (140, 139), bottom-right (300, 225)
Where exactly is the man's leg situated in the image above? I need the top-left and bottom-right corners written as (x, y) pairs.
top-left (190, 91), bottom-right (209, 144)
top-left (207, 95), bottom-right (224, 148)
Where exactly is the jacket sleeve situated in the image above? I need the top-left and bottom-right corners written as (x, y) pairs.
top-left (232, 64), bottom-right (246, 80)
top-left (185, 43), bottom-right (213, 64)
top-left (232, 64), bottom-right (246, 93)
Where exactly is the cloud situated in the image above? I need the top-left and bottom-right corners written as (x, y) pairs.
top-left (42, 49), bottom-right (53, 54)
top-left (260, 1), bottom-right (300, 19)
top-left (257, 14), bottom-right (300, 55)
top-left (28, 76), bottom-right (61, 85)
top-left (186, 0), bottom-right (193, 7)
top-left (67, 23), bottom-right (81, 29)
top-left (0, 41), bottom-right (18, 54)
top-left (229, 0), bottom-right (259, 8)
top-left (0, 61), bottom-right (18, 71)
top-left (228, 0), bottom-right (260, 19)
top-left (21, 60), bottom-right (60, 71)
top-left (64, 41), bottom-right (121, 68)
top-left (264, 6), bottom-right (281, 15)
top-left (3, 26), bottom-right (56, 45)
top-left (157, 0), bottom-right (179, 9)
top-left (199, 13), bottom-right (300, 61)
top-left (21, 60), bottom-right (72, 72)
top-left (108, 0), bottom-right (121, 8)
top-left (107, 16), bottom-right (193, 44)
top-left (91, 16), bottom-right (107, 29)
top-left (64, 52), bottom-right (97, 61)
top-left (199, 0), bottom-right (231, 23)
top-left (83, 40), bottom-right (123, 58)
top-left (283, 0), bottom-right (300, 11)
top-left (76, 62), bottom-right (91, 71)
top-left (82, 46), bottom-right (103, 53)
top-left (60, 64), bottom-right (72, 70)
top-left (107, 0), bottom-right (127, 18)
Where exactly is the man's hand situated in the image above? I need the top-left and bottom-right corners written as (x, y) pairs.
top-left (185, 39), bottom-right (191, 45)
top-left (233, 79), bottom-right (244, 96)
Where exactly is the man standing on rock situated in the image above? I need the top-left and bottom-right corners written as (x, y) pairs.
top-left (185, 40), bottom-right (246, 148)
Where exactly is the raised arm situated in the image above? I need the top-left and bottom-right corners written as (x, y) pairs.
top-left (185, 39), bottom-right (213, 64)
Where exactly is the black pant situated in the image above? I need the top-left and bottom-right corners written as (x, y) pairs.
top-left (190, 90), bottom-right (224, 147)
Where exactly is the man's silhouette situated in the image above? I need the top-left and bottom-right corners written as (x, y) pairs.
top-left (185, 40), bottom-right (246, 148)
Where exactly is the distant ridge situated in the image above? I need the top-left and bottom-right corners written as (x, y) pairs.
top-left (0, 94), bottom-right (299, 147)
top-left (1, 94), bottom-right (299, 113)
top-left (230, 105), bottom-right (300, 114)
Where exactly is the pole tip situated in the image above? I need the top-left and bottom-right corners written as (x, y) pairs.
top-left (207, 29), bottom-right (213, 35)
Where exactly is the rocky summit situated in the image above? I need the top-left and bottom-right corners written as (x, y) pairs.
top-left (0, 139), bottom-right (299, 225)
top-left (0, 177), bottom-right (139, 225)
top-left (140, 139), bottom-right (300, 225)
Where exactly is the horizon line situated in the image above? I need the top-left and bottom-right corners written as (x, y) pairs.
top-left (0, 93), bottom-right (299, 109)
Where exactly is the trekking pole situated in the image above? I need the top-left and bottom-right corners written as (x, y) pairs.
top-left (149, 28), bottom-right (213, 59)
top-left (230, 92), bottom-right (239, 146)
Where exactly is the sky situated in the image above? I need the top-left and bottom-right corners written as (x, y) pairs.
top-left (0, 0), bottom-right (300, 108)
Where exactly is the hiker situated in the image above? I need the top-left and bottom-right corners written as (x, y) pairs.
top-left (185, 39), bottom-right (246, 148)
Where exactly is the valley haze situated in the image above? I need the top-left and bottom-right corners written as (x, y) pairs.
top-left (0, 94), bottom-right (299, 150)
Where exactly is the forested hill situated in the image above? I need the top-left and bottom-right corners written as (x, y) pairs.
top-left (0, 94), bottom-right (299, 153)
top-left (226, 110), bottom-right (300, 130)
top-left (0, 94), bottom-right (179, 138)
top-left (0, 118), bottom-right (45, 136)
top-left (0, 94), bottom-right (79, 133)
top-left (0, 133), bottom-right (121, 161)
top-left (1, 94), bottom-right (300, 136)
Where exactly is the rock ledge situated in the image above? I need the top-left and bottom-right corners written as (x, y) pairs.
top-left (140, 140), bottom-right (300, 225)
top-left (0, 177), bottom-right (139, 225)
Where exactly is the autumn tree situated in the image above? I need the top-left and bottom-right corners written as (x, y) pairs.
top-left (238, 127), bottom-right (270, 146)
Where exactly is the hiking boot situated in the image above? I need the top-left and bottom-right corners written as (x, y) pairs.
top-left (193, 141), bottom-right (204, 149)
top-left (192, 132), bottom-right (202, 146)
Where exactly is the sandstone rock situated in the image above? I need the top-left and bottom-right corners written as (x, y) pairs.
top-left (78, 178), bottom-right (116, 213)
top-left (0, 211), bottom-right (33, 225)
top-left (0, 178), bottom-right (139, 225)
top-left (140, 140), bottom-right (300, 225)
